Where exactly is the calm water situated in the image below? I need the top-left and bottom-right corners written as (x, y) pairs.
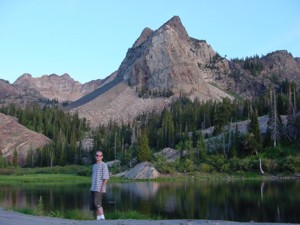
top-left (0, 179), bottom-right (299, 223)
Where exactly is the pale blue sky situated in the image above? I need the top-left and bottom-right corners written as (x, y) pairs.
top-left (0, 0), bottom-right (299, 84)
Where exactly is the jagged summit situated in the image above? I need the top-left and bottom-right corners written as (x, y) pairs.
top-left (66, 16), bottom-right (233, 125)
top-left (48, 73), bottom-right (71, 79)
top-left (13, 73), bottom-right (102, 102)
top-left (15, 73), bottom-right (32, 81)
top-left (133, 27), bottom-right (153, 48)
top-left (113, 15), bottom-right (226, 101)
top-left (132, 16), bottom-right (187, 49)
top-left (157, 15), bottom-right (189, 40)
top-left (67, 15), bottom-right (225, 111)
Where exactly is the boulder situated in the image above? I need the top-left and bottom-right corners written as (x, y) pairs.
top-left (106, 160), bottom-right (120, 168)
top-left (124, 162), bottom-right (160, 179)
top-left (154, 147), bottom-right (180, 162)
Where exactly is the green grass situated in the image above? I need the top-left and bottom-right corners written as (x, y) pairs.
top-left (11, 207), bottom-right (161, 220)
top-left (63, 209), bottom-right (94, 220)
top-left (0, 164), bottom-right (128, 184)
top-left (12, 207), bottom-right (94, 220)
top-left (0, 174), bottom-right (90, 184)
top-left (0, 163), bottom-right (288, 185)
top-left (106, 210), bottom-right (163, 220)
top-left (0, 168), bottom-right (265, 185)
top-left (0, 165), bottom-right (91, 176)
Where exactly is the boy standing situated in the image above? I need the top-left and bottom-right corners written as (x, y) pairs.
top-left (90, 151), bottom-right (109, 220)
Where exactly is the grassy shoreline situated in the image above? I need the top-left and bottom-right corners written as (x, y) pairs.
top-left (0, 165), bottom-right (297, 184)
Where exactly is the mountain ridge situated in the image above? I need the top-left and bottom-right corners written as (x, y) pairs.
top-left (0, 112), bottom-right (51, 165)
top-left (13, 73), bottom-right (103, 102)
top-left (1, 16), bottom-right (300, 126)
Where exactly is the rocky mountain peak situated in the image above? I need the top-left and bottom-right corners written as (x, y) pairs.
top-left (67, 16), bottom-right (234, 126)
top-left (13, 73), bottom-right (102, 102)
top-left (260, 50), bottom-right (300, 83)
top-left (158, 15), bottom-right (189, 41)
top-left (47, 73), bottom-right (72, 80)
top-left (264, 50), bottom-right (294, 61)
top-left (15, 73), bottom-right (32, 82)
top-left (62, 73), bottom-right (71, 78)
top-left (133, 27), bottom-right (153, 48)
top-left (115, 15), bottom-right (228, 101)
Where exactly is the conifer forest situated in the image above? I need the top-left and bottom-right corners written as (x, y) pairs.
top-left (1, 80), bottom-right (300, 174)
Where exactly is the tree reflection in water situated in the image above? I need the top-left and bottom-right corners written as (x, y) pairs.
top-left (0, 180), bottom-right (299, 223)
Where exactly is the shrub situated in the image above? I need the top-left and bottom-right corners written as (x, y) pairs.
top-left (110, 164), bottom-right (121, 175)
top-left (198, 163), bottom-right (212, 173)
top-left (177, 158), bottom-right (195, 173)
top-left (206, 155), bottom-right (227, 172)
top-left (153, 154), bottom-right (176, 174)
top-left (76, 167), bottom-right (91, 176)
top-left (34, 196), bottom-right (44, 216)
top-left (283, 155), bottom-right (300, 173)
top-left (263, 159), bottom-right (278, 173)
top-left (237, 156), bottom-right (259, 172)
top-left (227, 157), bottom-right (241, 171)
top-left (261, 146), bottom-right (286, 158)
top-left (220, 163), bottom-right (231, 173)
top-left (0, 156), bottom-right (9, 168)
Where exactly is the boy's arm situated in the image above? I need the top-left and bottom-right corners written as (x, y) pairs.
top-left (100, 179), bottom-right (107, 193)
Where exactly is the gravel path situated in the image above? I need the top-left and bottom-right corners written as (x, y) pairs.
top-left (0, 208), bottom-right (295, 225)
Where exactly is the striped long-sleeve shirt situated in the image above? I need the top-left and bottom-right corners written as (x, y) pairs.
top-left (90, 162), bottom-right (109, 192)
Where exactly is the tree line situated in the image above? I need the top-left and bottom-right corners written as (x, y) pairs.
top-left (1, 79), bottom-right (300, 174)
top-left (0, 103), bottom-right (89, 167)
top-left (89, 79), bottom-right (300, 174)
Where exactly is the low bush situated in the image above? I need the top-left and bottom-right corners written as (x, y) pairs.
top-left (176, 158), bottom-right (195, 173)
top-left (282, 155), bottom-right (300, 173)
top-left (198, 163), bottom-right (212, 173)
top-left (263, 159), bottom-right (278, 174)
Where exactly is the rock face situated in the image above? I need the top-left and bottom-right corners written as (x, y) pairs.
top-left (14, 73), bottom-right (102, 102)
top-left (228, 50), bottom-right (300, 96)
top-left (124, 162), bottom-right (160, 179)
top-left (117, 16), bottom-right (231, 101)
top-left (154, 148), bottom-right (181, 162)
top-left (0, 79), bottom-right (47, 108)
top-left (260, 51), bottom-right (300, 79)
top-left (0, 113), bottom-right (51, 165)
top-left (67, 16), bottom-right (300, 127)
top-left (0, 79), bottom-right (21, 98)
top-left (67, 16), bottom-right (233, 125)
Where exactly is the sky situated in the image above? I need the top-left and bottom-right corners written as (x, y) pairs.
top-left (0, 0), bottom-right (299, 84)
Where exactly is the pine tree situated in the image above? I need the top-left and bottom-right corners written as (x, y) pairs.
top-left (244, 110), bottom-right (262, 155)
top-left (26, 149), bottom-right (35, 167)
top-left (214, 98), bottom-right (232, 134)
top-left (137, 129), bottom-right (151, 162)
top-left (185, 137), bottom-right (194, 162)
top-left (248, 111), bottom-right (261, 145)
top-left (161, 110), bottom-right (175, 147)
top-left (196, 131), bottom-right (206, 160)
top-left (12, 149), bottom-right (18, 167)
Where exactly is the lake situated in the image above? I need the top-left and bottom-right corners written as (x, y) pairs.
top-left (0, 179), bottom-right (299, 223)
